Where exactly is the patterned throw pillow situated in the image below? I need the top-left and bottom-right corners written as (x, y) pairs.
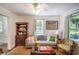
top-left (49, 36), bottom-right (56, 42)
top-left (57, 44), bottom-right (71, 52)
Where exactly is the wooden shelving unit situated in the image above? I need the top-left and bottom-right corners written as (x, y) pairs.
top-left (15, 22), bottom-right (28, 46)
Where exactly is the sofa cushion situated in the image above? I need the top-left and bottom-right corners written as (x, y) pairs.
top-left (26, 36), bottom-right (37, 44)
top-left (37, 35), bottom-right (47, 41)
top-left (57, 44), bottom-right (71, 52)
top-left (61, 39), bottom-right (74, 46)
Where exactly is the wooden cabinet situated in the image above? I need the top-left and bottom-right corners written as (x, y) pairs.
top-left (15, 22), bottom-right (28, 46)
top-left (16, 35), bottom-right (27, 46)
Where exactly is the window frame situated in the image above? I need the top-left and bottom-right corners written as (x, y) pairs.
top-left (35, 19), bottom-right (44, 35)
top-left (69, 15), bottom-right (79, 42)
top-left (0, 21), bottom-right (3, 32)
top-left (0, 14), bottom-right (8, 33)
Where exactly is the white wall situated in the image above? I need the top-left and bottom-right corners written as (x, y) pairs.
top-left (0, 6), bottom-right (18, 49)
top-left (34, 16), bottom-right (60, 36)
top-left (15, 15), bottom-right (61, 36)
top-left (1, 5), bottom-right (79, 50)
top-left (0, 6), bottom-right (37, 49)
top-left (16, 14), bottom-right (35, 35)
top-left (0, 6), bottom-right (69, 50)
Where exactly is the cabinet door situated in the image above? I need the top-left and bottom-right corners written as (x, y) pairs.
top-left (16, 36), bottom-right (22, 46)
top-left (16, 35), bottom-right (26, 46)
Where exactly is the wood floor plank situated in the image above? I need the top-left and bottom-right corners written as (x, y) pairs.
top-left (7, 46), bottom-right (32, 55)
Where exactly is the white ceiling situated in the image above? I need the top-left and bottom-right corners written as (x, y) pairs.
top-left (0, 3), bottom-right (79, 16)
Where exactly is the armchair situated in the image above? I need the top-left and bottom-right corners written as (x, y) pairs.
top-left (25, 36), bottom-right (37, 48)
top-left (56, 39), bottom-right (74, 55)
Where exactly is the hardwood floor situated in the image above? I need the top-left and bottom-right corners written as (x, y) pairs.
top-left (7, 45), bottom-right (79, 55)
top-left (7, 46), bottom-right (32, 55)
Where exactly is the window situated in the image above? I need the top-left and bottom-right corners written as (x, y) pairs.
top-left (0, 21), bottom-right (3, 32)
top-left (35, 20), bottom-right (44, 35)
top-left (0, 15), bottom-right (8, 33)
top-left (69, 16), bottom-right (79, 41)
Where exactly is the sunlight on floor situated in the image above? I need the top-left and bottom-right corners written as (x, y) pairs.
top-left (7, 46), bottom-right (32, 55)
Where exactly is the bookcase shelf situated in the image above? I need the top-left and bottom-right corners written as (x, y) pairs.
top-left (15, 22), bottom-right (28, 46)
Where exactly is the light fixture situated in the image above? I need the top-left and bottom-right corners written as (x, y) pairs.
top-left (32, 3), bottom-right (44, 15)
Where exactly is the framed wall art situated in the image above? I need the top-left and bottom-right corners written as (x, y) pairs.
top-left (46, 21), bottom-right (58, 30)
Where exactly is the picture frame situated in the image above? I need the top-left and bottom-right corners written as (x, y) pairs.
top-left (46, 21), bottom-right (58, 30)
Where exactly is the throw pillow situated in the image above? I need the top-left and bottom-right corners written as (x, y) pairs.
top-left (49, 36), bottom-right (56, 42)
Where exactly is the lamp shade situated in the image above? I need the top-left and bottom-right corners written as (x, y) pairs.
top-left (55, 31), bottom-right (59, 35)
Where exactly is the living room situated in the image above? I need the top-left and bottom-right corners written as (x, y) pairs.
top-left (0, 3), bottom-right (79, 55)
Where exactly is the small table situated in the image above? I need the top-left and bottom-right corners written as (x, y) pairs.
top-left (31, 46), bottom-right (56, 55)
top-left (31, 51), bottom-right (56, 55)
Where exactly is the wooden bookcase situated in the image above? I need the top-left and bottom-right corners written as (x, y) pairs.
top-left (15, 22), bottom-right (28, 46)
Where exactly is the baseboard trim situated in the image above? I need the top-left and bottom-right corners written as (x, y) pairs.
top-left (8, 46), bottom-right (16, 52)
